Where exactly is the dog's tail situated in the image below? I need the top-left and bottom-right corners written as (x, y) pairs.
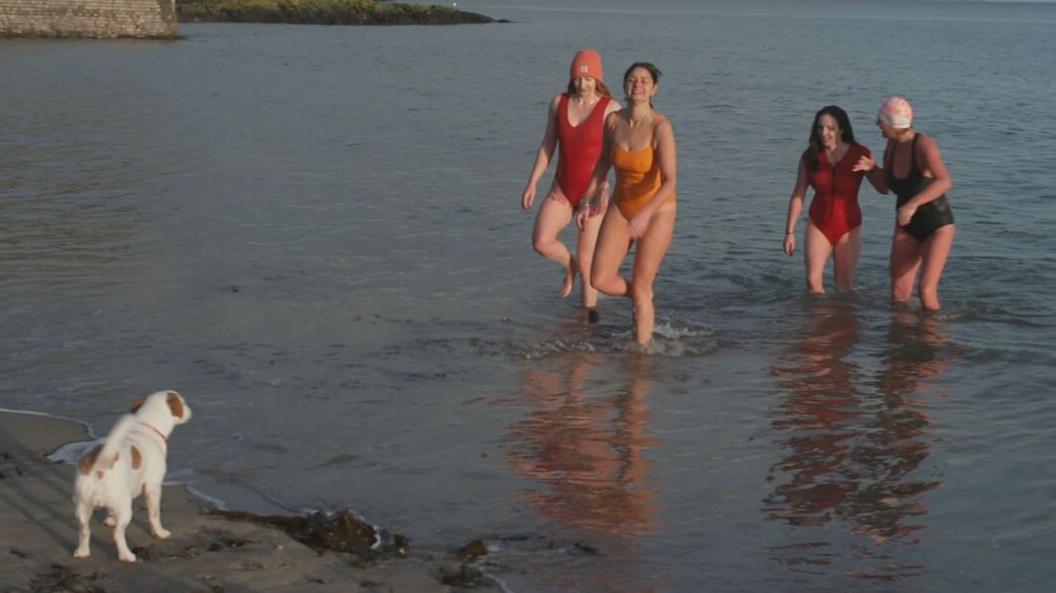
top-left (79, 414), bottom-right (136, 478)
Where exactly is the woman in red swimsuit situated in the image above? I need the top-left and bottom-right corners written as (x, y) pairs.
top-left (783, 105), bottom-right (882, 293)
top-left (521, 50), bottom-right (621, 321)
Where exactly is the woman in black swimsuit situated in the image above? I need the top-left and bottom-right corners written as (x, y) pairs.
top-left (854, 96), bottom-right (955, 311)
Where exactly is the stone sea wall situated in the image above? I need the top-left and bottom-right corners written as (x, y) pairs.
top-left (0, 0), bottom-right (178, 38)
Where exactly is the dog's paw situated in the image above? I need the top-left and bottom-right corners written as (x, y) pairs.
top-left (73, 547), bottom-right (90, 559)
top-left (154, 527), bottom-right (171, 539)
top-left (118, 551), bottom-right (137, 563)
top-left (104, 516), bottom-right (116, 527)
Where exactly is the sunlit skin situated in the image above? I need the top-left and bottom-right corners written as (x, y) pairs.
top-left (521, 74), bottom-right (621, 318)
top-left (783, 113), bottom-right (881, 293)
top-left (852, 119), bottom-right (955, 311)
top-left (508, 353), bottom-right (659, 537)
top-left (581, 65), bottom-right (678, 346)
top-left (506, 352), bottom-right (660, 592)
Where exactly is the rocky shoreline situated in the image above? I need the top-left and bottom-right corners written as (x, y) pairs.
top-left (176, 0), bottom-right (500, 25)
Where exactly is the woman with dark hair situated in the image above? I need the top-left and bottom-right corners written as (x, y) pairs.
top-left (521, 50), bottom-right (622, 321)
top-left (852, 96), bottom-right (955, 311)
top-left (783, 106), bottom-right (882, 293)
top-left (583, 62), bottom-right (677, 346)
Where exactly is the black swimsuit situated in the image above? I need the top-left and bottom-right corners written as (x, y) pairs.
top-left (885, 133), bottom-right (954, 242)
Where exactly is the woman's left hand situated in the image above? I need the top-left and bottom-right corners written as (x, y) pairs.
top-left (576, 206), bottom-right (591, 230)
top-left (897, 203), bottom-right (917, 226)
top-left (628, 211), bottom-right (650, 239)
top-left (588, 195), bottom-right (608, 218)
top-left (852, 155), bottom-right (876, 173)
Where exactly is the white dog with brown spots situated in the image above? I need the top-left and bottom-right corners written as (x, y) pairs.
top-left (72, 390), bottom-right (192, 562)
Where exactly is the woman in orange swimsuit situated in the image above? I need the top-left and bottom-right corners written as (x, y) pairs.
top-left (783, 105), bottom-right (882, 294)
top-left (582, 63), bottom-right (678, 346)
top-left (521, 50), bottom-right (622, 321)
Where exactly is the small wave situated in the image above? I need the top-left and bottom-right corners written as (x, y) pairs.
top-left (635, 323), bottom-right (720, 357)
top-left (510, 338), bottom-right (601, 360)
top-left (509, 322), bottom-right (719, 359)
top-left (185, 483), bottom-right (231, 510)
top-left (0, 408), bottom-right (101, 466)
top-left (946, 303), bottom-right (1053, 328)
top-left (0, 407), bottom-right (96, 437)
top-left (309, 453), bottom-right (362, 469)
top-left (48, 439), bottom-right (100, 465)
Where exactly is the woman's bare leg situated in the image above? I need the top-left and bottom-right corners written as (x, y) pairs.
top-left (832, 226), bottom-right (862, 292)
top-left (630, 205), bottom-right (677, 346)
top-left (576, 207), bottom-right (604, 313)
top-left (590, 205), bottom-right (632, 298)
top-left (531, 188), bottom-right (576, 298)
top-left (803, 221), bottom-right (833, 294)
top-left (917, 225), bottom-right (955, 311)
top-left (890, 227), bottom-right (923, 305)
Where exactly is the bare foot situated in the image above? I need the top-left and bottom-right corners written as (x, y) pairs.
top-left (560, 264), bottom-right (576, 298)
top-left (584, 308), bottom-right (600, 324)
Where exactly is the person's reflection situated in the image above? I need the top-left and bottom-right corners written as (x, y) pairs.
top-left (507, 352), bottom-right (659, 536)
top-left (767, 304), bottom-right (956, 577)
top-left (767, 301), bottom-right (864, 527)
top-left (851, 311), bottom-right (954, 543)
top-left (505, 351), bottom-right (660, 593)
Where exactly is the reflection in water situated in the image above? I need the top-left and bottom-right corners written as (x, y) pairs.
top-left (768, 303), bottom-right (864, 529)
top-left (505, 351), bottom-right (660, 592)
top-left (767, 303), bottom-right (955, 581)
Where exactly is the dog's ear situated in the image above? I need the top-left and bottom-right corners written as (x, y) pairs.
top-left (129, 399), bottom-right (145, 413)
top-left (166, 391), bottom-right (185, 419)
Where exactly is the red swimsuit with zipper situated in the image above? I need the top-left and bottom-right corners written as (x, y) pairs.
top-left (806, 143), bottom-right (871, 245)
top-left (554, 93), bottom-right (611, 209)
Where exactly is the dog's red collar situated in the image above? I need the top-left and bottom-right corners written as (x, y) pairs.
top-left (138, 421), bottom-right (169, 448)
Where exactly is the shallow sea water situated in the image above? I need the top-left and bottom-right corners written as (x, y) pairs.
top-left (2, 0), bottom-right (1055, 590)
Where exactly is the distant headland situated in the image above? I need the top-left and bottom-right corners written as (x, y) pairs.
top-left (176, 0), bottom-right (502, 25)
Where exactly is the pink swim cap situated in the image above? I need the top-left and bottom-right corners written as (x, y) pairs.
top-left (570, 50), bottom-right (603, 83)
top-left (878, 96), bottom-right (913, 129)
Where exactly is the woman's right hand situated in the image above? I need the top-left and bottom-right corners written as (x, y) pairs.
top-left (521, 184), bottom-right (536, 211)
top-left (783, 233), bottom-right (795, 256)
top-left (852, 155), bottom-right (876, 173)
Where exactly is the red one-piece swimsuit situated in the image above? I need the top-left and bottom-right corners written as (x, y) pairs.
top-left (554, 93), bottom-right (611, 210)
top-left (806, 143), bottom-right (871, 245)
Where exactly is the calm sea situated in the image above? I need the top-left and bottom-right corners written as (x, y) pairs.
top-left (2, 0), bottom-right (1055, 591)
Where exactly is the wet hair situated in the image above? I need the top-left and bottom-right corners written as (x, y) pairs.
top-left (624, 62), bottom-right (662, 85)
top-left (805, 105), bottom-right (856, 173)
top-left (623, 62), bottom-right (662, 106)
top-left (566, 78), bottom-right (612, 98)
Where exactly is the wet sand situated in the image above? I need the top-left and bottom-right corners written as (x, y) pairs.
top-left (0, 410), bottom-right (501, 593)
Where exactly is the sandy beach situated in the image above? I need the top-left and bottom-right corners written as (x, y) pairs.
top-left (0, 410), bottom-right (501, 593)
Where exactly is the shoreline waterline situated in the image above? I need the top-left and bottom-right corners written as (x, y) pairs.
top-left (0, 409), bottom-right (507, 592)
